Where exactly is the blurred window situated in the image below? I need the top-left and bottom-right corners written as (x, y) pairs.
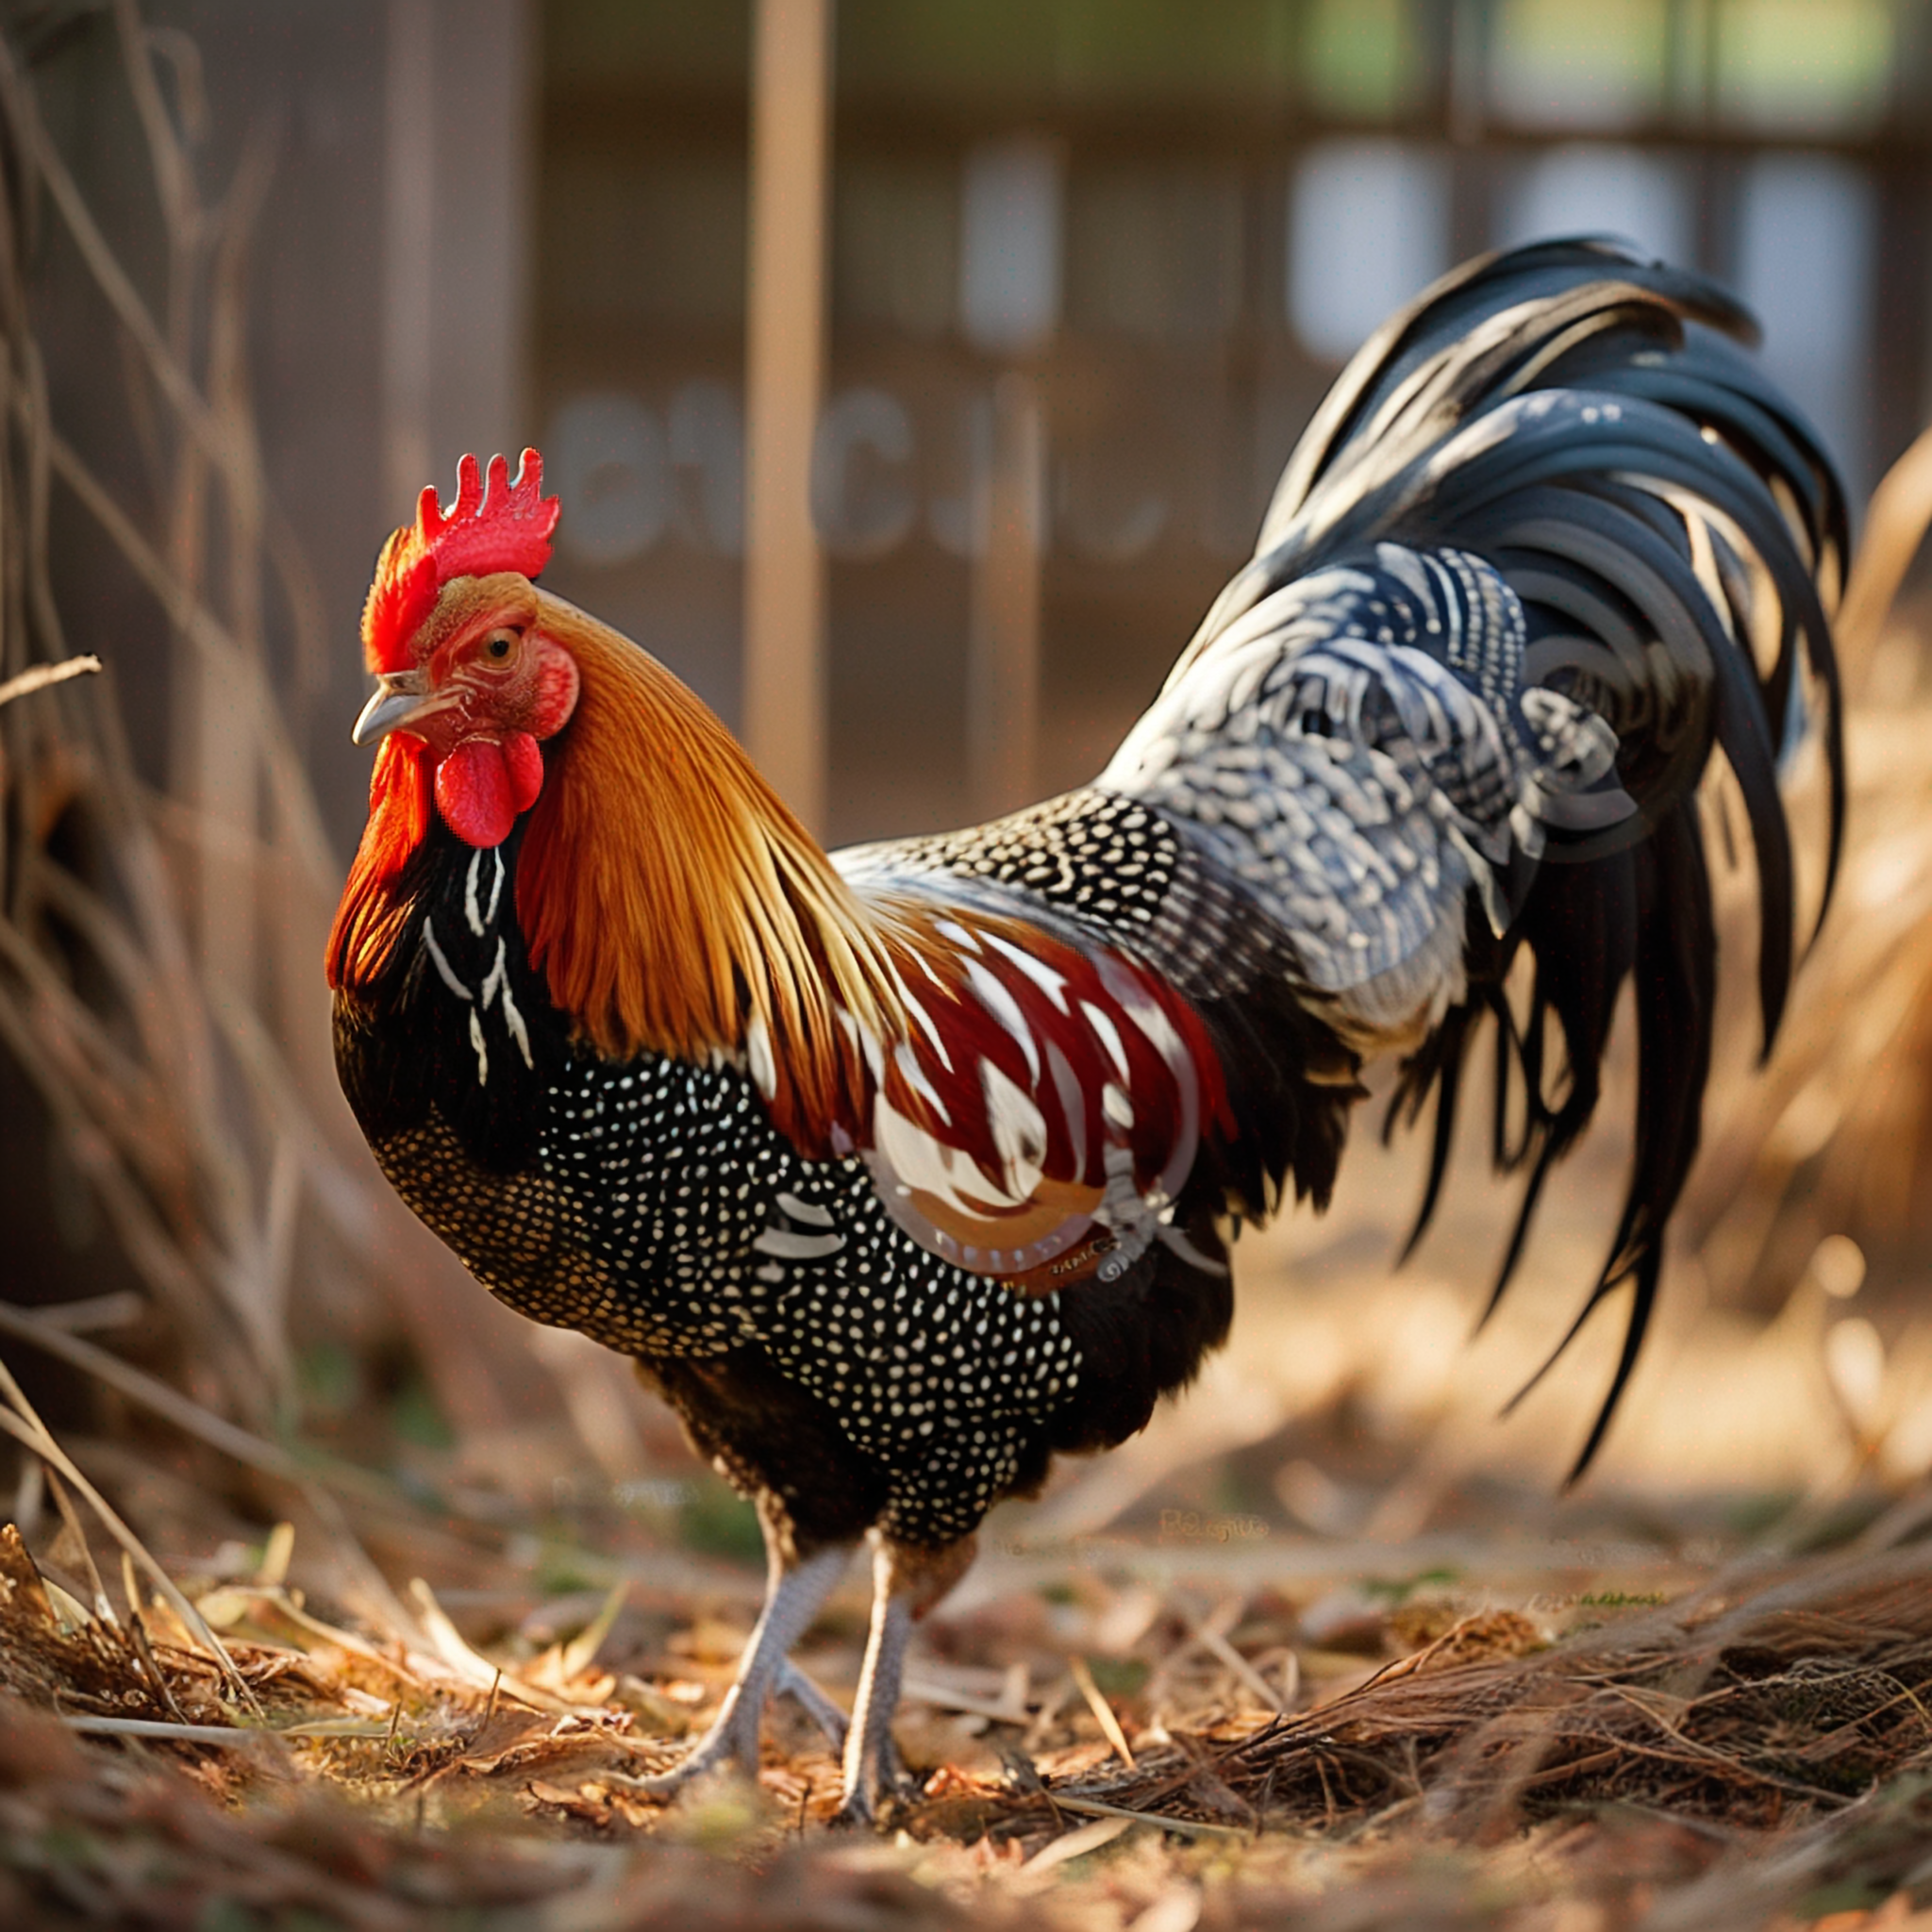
top-left (1734, 154), bottom-right (1876, 486)
top-left (1716, 0), bottom-right (1893, 134)
top-left (1496, 144), bottom-right (1690, 268)
top-left (1290, 140), bottom-right (1450, 363)
top-left (1302, 0), bottom-right (1428, 118)
top-left (536, 0), bottom-right (1924, 833)
top-left (1490, 0), bottom-right (1670, 129)
top-left (959, 138), bottom-right (1064, 356)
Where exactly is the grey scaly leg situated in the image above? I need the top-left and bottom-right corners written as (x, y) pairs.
top-left (832, 1533), bottom-right (977, 1826)
top-left (777, 1658), bottom-right (849, 1749)
top-left (628, 1541), bottom-right (850, 1794)
top-left (835, 1551), bottom-right (914, 1827)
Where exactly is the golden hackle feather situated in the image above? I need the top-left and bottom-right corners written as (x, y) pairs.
top-left (515, 593), bottom-right (912, 1146)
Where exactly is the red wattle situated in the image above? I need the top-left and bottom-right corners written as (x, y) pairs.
top-left (435, 740), bottom-right (517, 848)
top-left (503, 731), bottom-right (544, 812)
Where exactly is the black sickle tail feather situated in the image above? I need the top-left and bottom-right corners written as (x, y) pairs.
top-left (1494, 803), bottom-right (1716, 1477)
top-left (1195, 965), bottom-right (1362, 1220)
top-left (1268, 239), bottom-right (1845, 1476)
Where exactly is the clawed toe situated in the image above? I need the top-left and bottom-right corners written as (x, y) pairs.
top-left (610, 1703), bottom-right (764, 1799)
top-left (828, 1794), bottom-right (873, 1830)
top-left (610, 1741), bottom-right (749, 1798)
top-left (829, 1768), bottom-right (916, 1830)
top-left (827, 1743), bottom-right (917, 1829)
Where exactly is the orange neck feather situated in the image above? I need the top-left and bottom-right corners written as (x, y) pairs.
top-left (327, 734), bottom-right (431, 994)
top-left (513, 593), bottom-right (907, 1144)
top-left (328, 590), bottom-right (920, 1144)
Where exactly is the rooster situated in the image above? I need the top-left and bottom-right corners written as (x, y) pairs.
top-left (329, 242), bottom-right (1842, 1822)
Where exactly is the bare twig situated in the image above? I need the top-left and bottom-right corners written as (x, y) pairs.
top-left (0, 653), bottom-right (98, 708)
top-left (1182, 1599), bottom-right (1286, 1714)
top-left (61, 1715), bottom-right (249, 1744)
top-left (1837, 421), bottom-right (1932, 690)
top-left (0, 29), bottom-right (242, 506)
top-left (1044, 1794), bottom-right (1247, 1840)
top-left (0, 1298), bottom-right (309, 1489)
top-left (1069, 1654), bottom-right (1136, 1768)
top-left (31, 410), bottom-right (333, 891)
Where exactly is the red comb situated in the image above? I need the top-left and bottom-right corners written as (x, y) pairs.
top-left (363, 449), bottom-right (560, 673)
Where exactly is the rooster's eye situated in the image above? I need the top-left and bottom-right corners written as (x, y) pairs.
top-left (483, 631), bottom-right (517, 662)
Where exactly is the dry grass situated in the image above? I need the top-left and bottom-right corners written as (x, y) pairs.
top-left (13, 1501), bottom-right (1932, 1928)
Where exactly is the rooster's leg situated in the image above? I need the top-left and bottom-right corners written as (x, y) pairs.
top-left (836, 1559), bottom-right (912, 1824)
top-left (776, 1658), bottom-right (849, 1748)
top-left (631, 1540), bottom-right (851, 1793)
top-left (834, 1534), bottom-right (975, 1827)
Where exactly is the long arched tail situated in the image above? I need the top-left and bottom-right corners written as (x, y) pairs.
top-left (1196, 239), bottom-right (1846, 1475)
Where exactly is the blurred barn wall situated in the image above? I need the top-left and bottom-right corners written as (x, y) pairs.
top-left (0, 1), bottom-right (393, 1352)
top-left (21, 0), bottom-right (1921, 863)
top-left (0, 0), bottom-right (553, 1438)
top-left (9, 0), bottom-right (532, 848)
top-left (531, 0), bottom-right (1932, 851)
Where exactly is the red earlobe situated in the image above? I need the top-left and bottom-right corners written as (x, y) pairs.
top-left (504, 731), bottom-right (544, 812)
top-left (528, 640), bottom-right (580, 739)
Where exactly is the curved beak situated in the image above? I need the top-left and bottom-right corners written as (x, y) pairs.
top-left (352, 670), bottom-right (451, 747)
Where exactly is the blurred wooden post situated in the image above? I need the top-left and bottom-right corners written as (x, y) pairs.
top-left (744, 0), bottom-right (832, 834)
top-left (968, 375), bottom-right (1043, 819)
top-left (958, 136), bottom-right (1059, 821)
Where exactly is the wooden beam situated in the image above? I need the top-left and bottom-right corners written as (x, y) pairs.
top-left (744, 0), bottom-right (833, 833)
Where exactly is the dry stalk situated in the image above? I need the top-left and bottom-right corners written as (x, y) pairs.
top-left (1678, 422), bottom-right (1932, 1296)
top-left (1042, 1552), bottom-right (1932, 1842)
top-left (1836, 422), bottom-right (1932, 690)
top-left (0, 652), bottom-right (98, 708)
top-left (0, 1347), bottom-right (258, 1709)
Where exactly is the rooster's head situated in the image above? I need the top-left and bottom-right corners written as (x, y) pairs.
top-left (351, 449), bottom-right (578, 850)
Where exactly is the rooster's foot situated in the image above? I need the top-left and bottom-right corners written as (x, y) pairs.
top-left (622, 1543), bottom-right (854, 1799)
top-left (622, 1686), bottom-right (766, 1795)
top-left (827, 1742), bottom-right (915, 1830)
top-left (831, 1541), bottom-right (930, 1829)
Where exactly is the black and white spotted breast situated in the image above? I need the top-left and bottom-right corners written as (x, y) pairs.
top-left (333, 824), bottom-right (1091, 1477)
